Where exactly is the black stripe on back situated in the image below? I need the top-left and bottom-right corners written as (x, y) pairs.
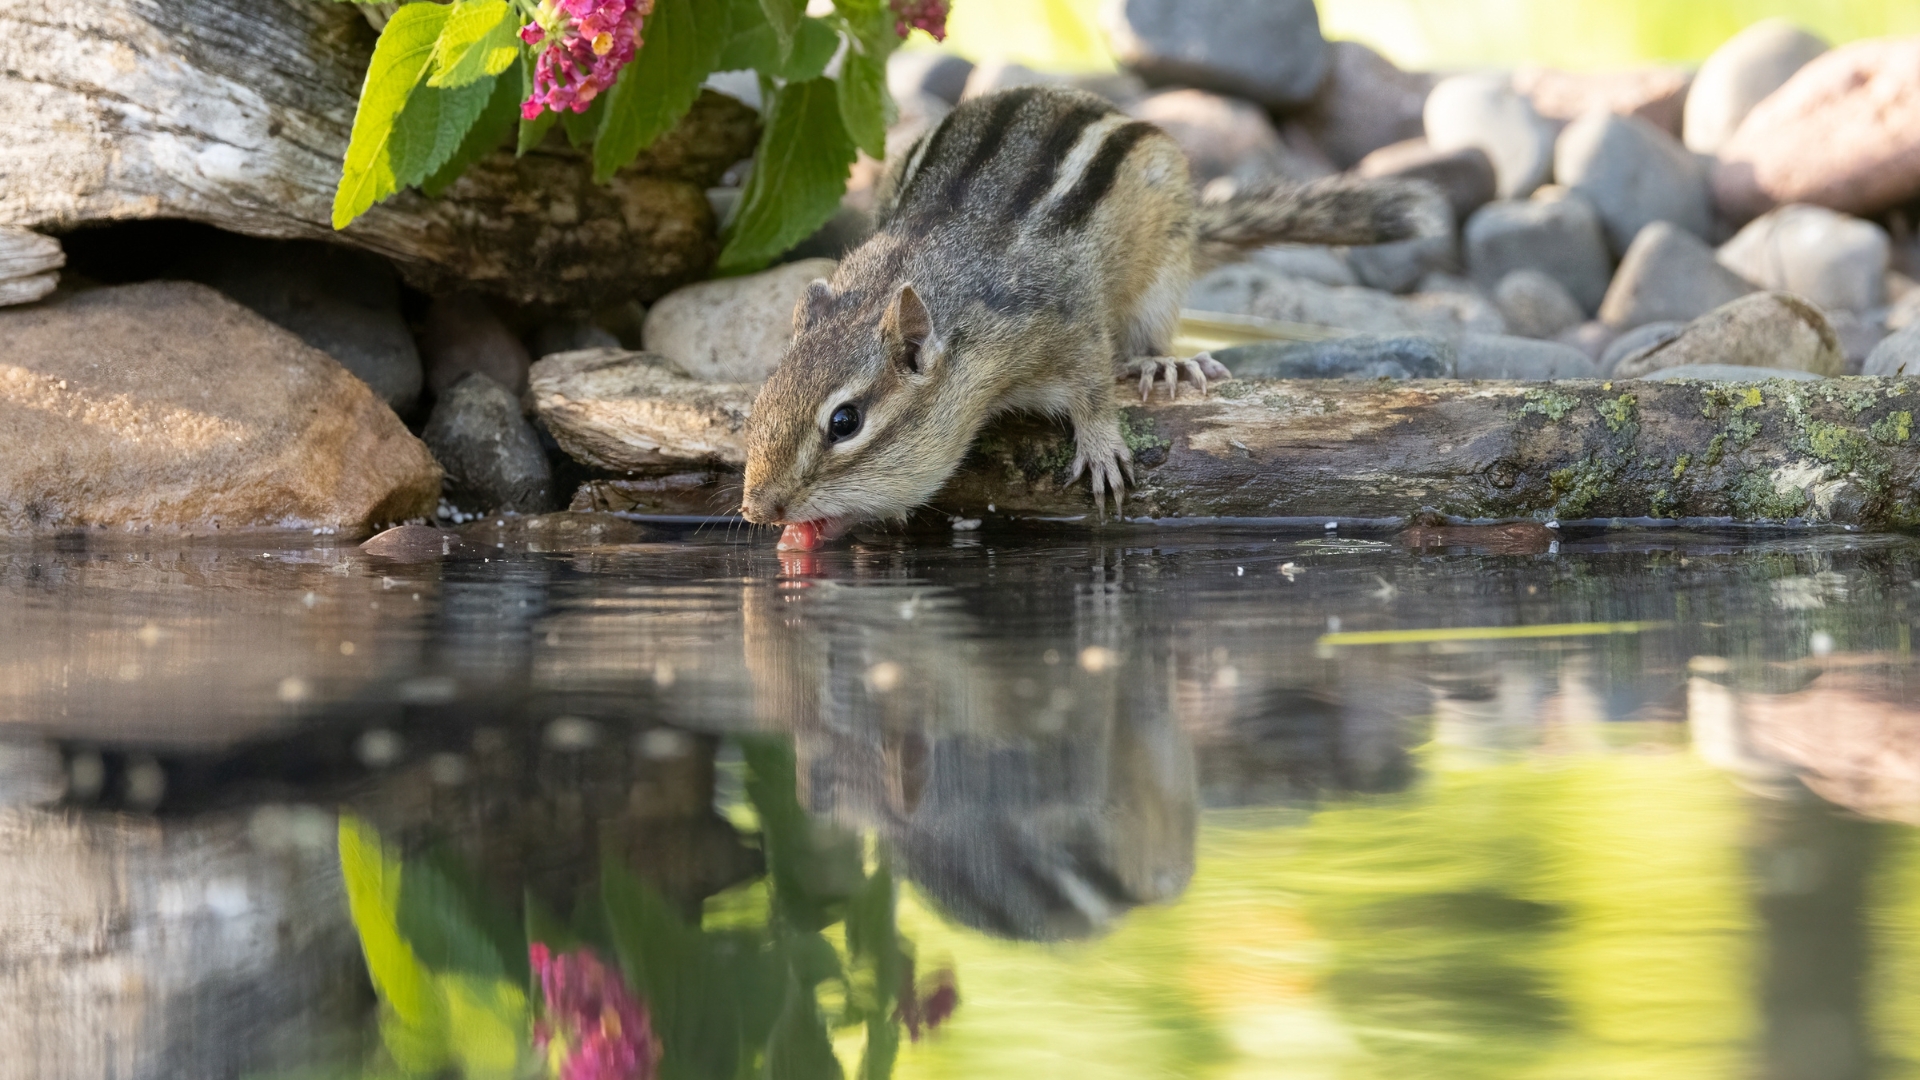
top-left (892, 111), bottom-right (962, 212)
top-left (937, 88), bottom-right (1040, 213)
top-left (1004, 101), bottom-right (1112, 218)
top-left (1047, 121), bottom-right (1157, 234)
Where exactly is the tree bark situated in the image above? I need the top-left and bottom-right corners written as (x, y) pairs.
top-left (0, 0), bottom-right (758, 309)
top-left (534, 352), bottom-right (1920, 528)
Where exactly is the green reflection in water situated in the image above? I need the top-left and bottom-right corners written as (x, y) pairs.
top-left (895, 732), bottom-right (1756, 1079)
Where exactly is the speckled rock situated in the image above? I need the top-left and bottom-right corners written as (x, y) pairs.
top-left (1493, 269), bottom-right (1585, 339)
top-left (1464, 188), bottom-right (1615, 313)
top-left (0, 282), bottom-right (439, 533)
top-left (1684, 19), bottom-right (1830, 154)
top-left (1454, 334), bottom-right (1600, 379)
top-left (1599, 222), bottom-right (1758, 330)
top-left (527, 349), bottom-right (753, 472)
top-left (421, 373), bottom-right (555, 514)
top-left (642, 259), bottom-right (837, 384)
top-left (1102, 0), bottom-right (1329, 109)
top-left (1188, 262), bottom-right (1505, 337)
top-left (1612, 293), bottom-right (1845, 379)
top-left (1247, 246), bottom-right (1358, 288)
top-left (1423, 74), bottom-right (1558, 200)
top-left (1717, 204), bottom-right (1890, 313)
top-left (1556, 110), bottom-right (1712, 254)
top-left (1713, 37), bottom-right (1920, 222)
top-left (1213, 335), bottom-right (1449, 380)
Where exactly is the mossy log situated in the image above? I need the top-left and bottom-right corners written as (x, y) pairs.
top-left (0, 0), bottom-right (758, 308)
top-left (539, 352), bottom-right (1920, 527)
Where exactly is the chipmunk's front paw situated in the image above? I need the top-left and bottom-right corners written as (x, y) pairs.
top-left (1120, 353), bottom-right (1233, 401)
top-left (1066, 422), bottom-right (1134, 519)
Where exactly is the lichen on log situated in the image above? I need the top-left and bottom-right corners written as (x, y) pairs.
top-left (533, 351), bottom-right (1920, 528)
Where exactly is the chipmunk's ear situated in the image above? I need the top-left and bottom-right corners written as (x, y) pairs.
top-left (883, 283), bottom-right (939, 377)
top-left (793, 279), bottom-right (834, 333)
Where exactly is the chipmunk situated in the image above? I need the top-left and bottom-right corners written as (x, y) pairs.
top-left (740, 85), bottom-right (1446, 550)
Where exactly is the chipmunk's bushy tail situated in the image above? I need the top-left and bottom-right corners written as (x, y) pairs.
top-left (1191, 177), bottom-right (1452, 273)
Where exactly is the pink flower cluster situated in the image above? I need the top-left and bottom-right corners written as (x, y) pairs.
top-left (890, 0), bottom-right (950, 41)
top-left (894, 963), bottom-right (958, 1041)
top-left (530, 943), bottom-right (660, 1080)
top-left (519, 0), bottom-right (654, 120)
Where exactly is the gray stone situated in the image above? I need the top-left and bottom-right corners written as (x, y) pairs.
top-left (888, 50), bottom-right (975, 106)
top-left (1599, 221), bottom-right (1758, 330)
top-left (530, 319), bottom-right (621, 359)
top-left (1600, 320), bottom-right (1686, 374)
top-left (1827, 310), bottom-right (1890, 374)
top-left (1213, 335), bottom-right (1449, 380)
top-left (782, 204), bottom-right (875, 263)
top-left (642, 258), bottom-right (837, 384)
top-left (1638, 364), bottom-right (1825, 382)
top-left (1423, 74), bottom-right (1558, 200)
top-left (1454, 334), bottom-right (1600, 380)
top-left (1296, 41), bottom-right (1434, 170)
top-left (1102, 0), bottom-right (1329, 109)
top-left (421, 373), bottom-right (555, 515)
top-left (960, 60), bottom-right (1146, 105)
top-left (420, 292), bottom-right (533, 398)
top-left (1612, 292), bottom-right (1844, 379)
top-left (1355, 138), bottom-right (1498, 223)
top-left (1494, 269), bottom-right (1585, 339)
top-left (1717, 204), bottom-right (1891, 313)
top-left (1464, 188), bottom-right (1615, 313)
top-left (1556, 320), bottom-right (1617, 361)
top-left (180, 236), bottom-right (423, 414)
top-left (1862, 323), bottom-right (1920, 376)
top-left (1129, 89), bottom-right (1298, 186)
top-left (1890, 286), bottom-right (1920, 332)
top-left (1555, 110), bottom-right (1712, 254)
top-left (1346, 230), bottom-right (1458, 295)
top-left (1188, 262), bottom-right (1506, 336)
top-left (1514, 65), bottom-right (1693, 138)
top-left (1247, 245), bottom-right (1358, 288)
top-left (1683, 19), bottom-right (1829, 155)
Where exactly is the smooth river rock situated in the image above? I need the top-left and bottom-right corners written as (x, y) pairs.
top-left (420, 293), bottom-right (534, 398)
top-left (1493, 269), bottom-right (1585, 339)
top-left (643, 259), bottom-right (836, 385)
top-left (1556, 109), bottom-right (1713, 254)
top-left (1862, 324), bottom-right (1920, 377)
top-left (1514, 65), bottom-right (1693, 137)
top-left (1212, 335), bottom-right (1449, 380)
top-left (1102, 0), bottom-right (1329, 109)
top-left (1296, 42), bottom-right (1434, 170)
top-left (421, 374), bottom-right (555, 515)
top-left (0, 282), bottom-right (440, 533)
top-left (1453, 334), bottom-right (1600, 380)
top-left (1423, 74), bottom-right (1558, 200)
top-left (1464, 188), bottom-right (1615, 313)
top-left (1355, 139), bottom-right (1498, 223)
top-left (1717, 204), bottom-right (1891, 313)
top-left (1683, 19), bottom-right (1829, 155)
top-left (1713, 37), bottom-right (1920, 222)
top-left (1599, 222), bottom-right (1758, 330)
top-left (1612, 292), bottom-right (1845, 379)
top-left (1187, 263), bottom-right (1506, 337)
top-left (1129, 90), bottom-right (1297, 187)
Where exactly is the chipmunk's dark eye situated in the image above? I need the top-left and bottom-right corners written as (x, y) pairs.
top-left (827, 403), bottom-right (862, 443)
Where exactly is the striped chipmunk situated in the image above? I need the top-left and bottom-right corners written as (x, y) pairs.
top-left (740, 85), bottom-right (1447, 551)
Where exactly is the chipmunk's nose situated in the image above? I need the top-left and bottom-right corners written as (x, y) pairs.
top-left (740, 488), bottom-right (788, 525)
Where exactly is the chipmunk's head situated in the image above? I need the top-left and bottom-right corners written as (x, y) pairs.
top-left (741, 279), bottom-right (969, 549)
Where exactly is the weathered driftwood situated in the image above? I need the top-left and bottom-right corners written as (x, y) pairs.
top-left (533, 351), bottom-right (1920, 527)
top-left (0, 0), bottom-right (757, 308)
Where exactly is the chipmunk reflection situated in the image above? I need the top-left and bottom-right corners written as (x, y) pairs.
top-left (742, 576), bottom-right (1195, 941)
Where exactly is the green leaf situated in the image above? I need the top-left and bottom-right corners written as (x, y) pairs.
top-left (762, 969), bottom-right (845, 1080)
top-left (442, 975), bottom-right (531, 1080)
top-left (758, 0), bottom-right (807, 60)
top-left (859, 1016), bottom-right (899, 1080)
top-left (332, 1), bottom-right (452, 229)
top-left (421, 64), bottom-right (521, 196)
top-left (836, 49), bottom-right (890, 159)
top-left (428, 0), bottom-right (520, 88)
top-left (337, 816), bottom-right (450, 1074)
top-left (737, 735), bottom-right (865, 932)
top-left (593, 0), bottom-right (735, 183)
top-left (719, 78), bottom-right (859, 273)
top-left (395, 847), bottom-right (528, 984)
top-left (561, 93), bottom-right (611, 148)
top-left (390, 75), bottom-right (499, 191)
top-left (518, 109), bottom-right (558, 155)
top-left (719, 16), bottom-right (840, 82)
top-left (603, 864), bottom-right (753, 1080)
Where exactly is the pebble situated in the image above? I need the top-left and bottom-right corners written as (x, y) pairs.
top-left (1493, 269), bottom-right (1586, 339)
top-left (1296, 41), bottom-right (1434, 170)
top-left (1188, 262), bottom-right (1506, 337)
top-left (1612, 292), bottom-right (1844, 379)
top-left (1717, 204), bottom-right (1890, 313)
top-left (359, 524), bottom-right (478, 562)
top-left (1464, 188), bottom-right (1615, 313)
top-left (1355, 139), bottom-right (1498, 224)
top-left (1713, 37), bottom-right (1920, 222)
top-left (1345, 230), bottom-right (1459, 296)
top-left (1454, 334), bottom-right (1601, 380)
top-left (1599, 320), bottom-right (1686, 375)
top-left (1514, 65), bottom-right (1693, 138)
top-left (1599, 221), bottom-right (1758, 330)
top-left (888, 50), bottom-right (974, 106)
top-left (1555, 110), bottom-right (1712, 254)
top-left (421, 373), bottom-right (555, 515)
top-left (1684, 19), bottom-right (1830, 155)
top-left (420, 292), bottom-right (533, 398)
top-left (1247, 245), bottom-right (1359, 289)
top-left (1129, 89), bottom-right (1301, 187)
top-left (643, 258), bottom-right (838, 383)
top-left (1102, 0), bottom-right (1329, 109)
top-left (1862, 324), bottom-right (1920, 377)
top-left (1423, 74), bottom-right (1559, 200)
top-left (1212, 335), bottom-right (1450, 380)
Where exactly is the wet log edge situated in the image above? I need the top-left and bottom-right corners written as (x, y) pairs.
top-left (572, 377), bottom-right (1920, 530)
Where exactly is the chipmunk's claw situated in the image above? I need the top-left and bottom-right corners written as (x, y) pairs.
top-left (1121, 353), bottom-right (1232, 401)
top-left (1067, 422), bottom-right (1134, 520)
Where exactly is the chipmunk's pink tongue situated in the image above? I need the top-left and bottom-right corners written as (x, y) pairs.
top-left (775, 519), bottom-right (851, 552)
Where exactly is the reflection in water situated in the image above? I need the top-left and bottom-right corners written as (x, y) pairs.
top-left (1, 526), bottom-right (1918, 1078)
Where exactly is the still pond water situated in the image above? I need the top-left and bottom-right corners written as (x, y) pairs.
top-left (3, 521), bottom-right (1920, 1080)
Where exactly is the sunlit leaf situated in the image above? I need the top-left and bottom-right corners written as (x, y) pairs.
top-left (389, 76), bottom-right (498, 192)
top-left (758, 0), bottom-right (807, 60)
top-left (422, 64), bottom-right (521, 196)
top-left (762, 968), bottom-right (845, 1080)
top-left (396, 846), bottom-right (528, 984)
top-left (719, 78), bottom-right (858, 274)
top-left (717, 15), bottom-right (841, 81)
top-left (593, 0), bottom-right (736, 182)
top-left (603, 863), bottom-right (750, 1080)
top-left (337, 816), bottom-right (450, 1073)
top-left (737, 735), bottom-right (865, 932)
top-left (332, 1), bottom-right (452, 228)
top-left (428, 0), bottom-right (521, 88)
top-left (443, 975), bottom-right (531, 1080)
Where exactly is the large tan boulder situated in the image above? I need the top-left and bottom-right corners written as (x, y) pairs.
top-left (0, 282), bottom-right (439, 533)
top-left (1713, 37), bottom-right (1920, 222)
